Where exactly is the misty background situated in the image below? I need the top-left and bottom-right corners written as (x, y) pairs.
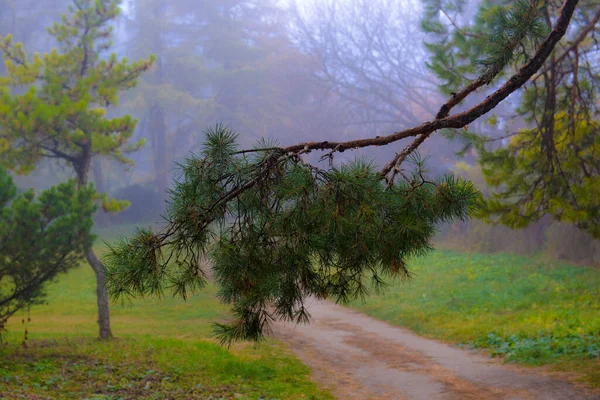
top-left (0, 0), bottom-right (597, 264)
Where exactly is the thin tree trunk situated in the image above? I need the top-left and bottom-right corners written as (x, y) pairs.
top-left (92, 159), bottom-right (108, 227)
top-left (85, 248), bottom-right (113, 339)
top-left (75, 146), bottom-right (113, 340)
top-left (150, 103), bottom-right (168, 205)
top-left (150, 3), bottom-right (168, 205)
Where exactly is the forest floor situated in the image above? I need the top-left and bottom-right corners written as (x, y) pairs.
top-left (275, 299), bottom-right (600, 400)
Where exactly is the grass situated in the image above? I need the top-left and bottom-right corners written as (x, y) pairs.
top-left (0, 237), bottom-right (332, 400)
top-left (349, 249), bottom-right (600, 387)
top-left (4, 225), bottom-right (599, 397)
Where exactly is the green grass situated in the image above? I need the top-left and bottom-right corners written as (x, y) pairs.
top-left (4, 231), bottom-right (599, 397)
top-left (0, 241), bottom-right (332, 399)
top-left (349, 250), bottom-right (600, 387)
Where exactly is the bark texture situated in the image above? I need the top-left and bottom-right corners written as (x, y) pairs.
top-left (85, 248), bottom-right (113, 339)
top-left (77, 143), bottom-right (112, 340)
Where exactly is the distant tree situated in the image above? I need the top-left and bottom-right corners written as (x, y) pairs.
top-left (0, 166), bottom-right (95, 339)
top-left (120, 0), bottom-right (204, 204)
top-left (0, 0), bottom-right (67, 55)
top-left (105, 0), bottom-right (580, 344)
top-left (422, 0), bottom-right (600, 238)
top-left (193, 0), bottom-right (337, 148)
top-left (288, 0), bottom-right (467, 172)
top-left (0, 0), bottom-right (154, 339)
top-left (118, 0), bottom-right (330, 205)
top-left (290, 0), bottom-right (437, 131)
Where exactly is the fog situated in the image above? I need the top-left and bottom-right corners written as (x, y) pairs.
top-left (1, 2), bottom-right (599, 398)
top-left (1, 0), bottom-right (598, 264)
top-left (1, 1), bottom-right (452, 203)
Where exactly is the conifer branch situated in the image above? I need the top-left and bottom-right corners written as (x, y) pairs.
top-left (113, 0), bottom-right (578, 254)
top-left (233, 0), bottom-right (576, 183)
top-left (104, 0), bottom-right (581, 344)
top-left (381, 0), bottom-right (577, 177)
top-left (532, 5), bottom-right (600, 82)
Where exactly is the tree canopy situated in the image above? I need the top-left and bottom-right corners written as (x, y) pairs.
top-left (105, 0), bottom-right (582, 344)
top-left (0, 0), bottom-right (152, 185)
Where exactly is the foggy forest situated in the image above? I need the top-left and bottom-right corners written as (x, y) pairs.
top-left (0, 0), bottom-right (599, 399)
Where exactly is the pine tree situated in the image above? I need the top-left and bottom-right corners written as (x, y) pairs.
top-left (0, 165), bottom-right (95, 339)
top-left (0, 0), bottom-right (153, 339)
top-left (105, 0), bottom-right (580, 343)
top-left (422, 0), bottom-right (600, 238)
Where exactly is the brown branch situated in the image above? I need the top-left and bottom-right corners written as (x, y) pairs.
top-left (262, 0), bottom-right (577, 181)
top-left (558, 5), bottom-right (600, 61)
top-left (440, 9), bottom-right (484, 39)
top-left (381, 0), bottom-right (578, 176)
top-left (532, 5), bottom-right (600, 82)
top-left (569, 47), bottom-right (579, 135)
top-left (153, 0), bottom-right (579, 248)
top-left (382, 1), bottom-right (558, 179)
top-left (39, 144), bottom-right (78, 163)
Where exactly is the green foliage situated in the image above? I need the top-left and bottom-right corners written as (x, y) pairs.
top-left (98, 193), bottom-right (130, 214)
top-left (0, 256), bottom-right (332, 399)
top-left (0, 0), bottom-right (154, 338)
top-left (0, 0), bottom-right (153, 189)
top-left (350, 250), bottom-right (600, 386)
top-left (440, 162), bottom-right (600, 264)
top-left (0, 165), bottom-right (95, 337)
top-left (104, 125), bottom-right (479, 344)
top-left (422, 0), bottom-right (546, 94)
top-left (422, 0), bottom-right (600, 237)
top-left (476, 0), bottom-right (548, 81)
top-left (470, 332), bottom-right (600, 364)
top-left (479, 113), bottom-right (600, 237)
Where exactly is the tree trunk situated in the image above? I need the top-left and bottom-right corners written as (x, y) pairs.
top-left (151, 102), bottom-right (168, 205)
top-left (85, 248), bottom-right (113, 339)
top-left (149, 4), bottom-right (168, 206)
top-left (75, 146), bottom-right (113, 340)
top-left (92, 159), bottom-right (108, 227)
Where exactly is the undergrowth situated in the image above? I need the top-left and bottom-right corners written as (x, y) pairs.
top-left (468, 332), bottom-right (600, 364)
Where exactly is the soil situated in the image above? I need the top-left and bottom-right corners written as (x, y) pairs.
top-left (273, 299), bottom-right (600, 400)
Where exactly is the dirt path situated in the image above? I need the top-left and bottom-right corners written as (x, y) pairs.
top-left (273, 299), bottom-right (600, 400)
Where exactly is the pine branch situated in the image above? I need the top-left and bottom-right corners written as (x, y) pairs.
top-left (104, 0), bottom-right (581, 344)
top-left (110, 0), bottom-right (578, 265)
top-left (532, 5), bottom-right (600, 82)
top-left (212, 0), bottom-right (575, 185)
top-left (381, 0), bottom-right (578, 178)
top-left (212, 0), bottom-right (575, 182)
